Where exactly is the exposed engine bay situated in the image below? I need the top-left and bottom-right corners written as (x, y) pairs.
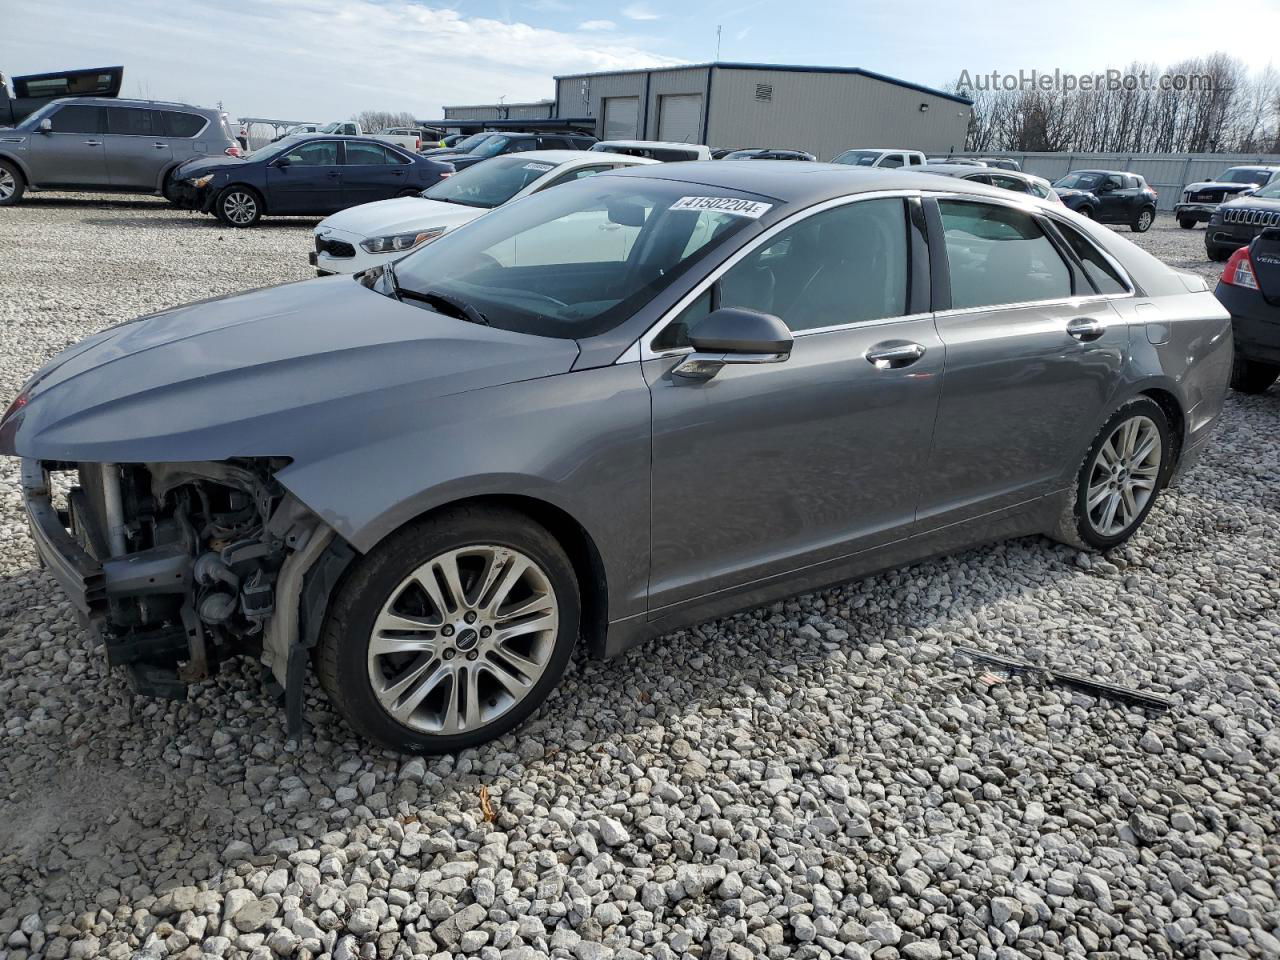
top-left (29, 458), bottom-right (351, 725)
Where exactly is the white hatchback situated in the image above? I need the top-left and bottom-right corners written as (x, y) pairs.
top-left (311, 150), bottom-right (658, 275)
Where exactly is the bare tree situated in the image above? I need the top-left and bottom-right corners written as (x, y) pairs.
top-left (351, 110), bottom-right (420, 133)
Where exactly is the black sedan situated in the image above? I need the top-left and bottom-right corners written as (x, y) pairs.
top-left (171, 135), bottom-right (454, 227)
top-left (1215, 226), bottom-right (1280, 393)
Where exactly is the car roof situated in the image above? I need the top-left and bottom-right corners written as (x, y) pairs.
top-left (603, 160), bottom-right (1046, 206)
top-left (53, 95), bottom-right (210, 111)
top-left (1224, 165), bottom-right (1280, 172)
top-left (506, 150), bottom-right (659, 165)
top-left (596, 140), bottom-right (708, 150)
top-left (1069, 169), bottom-right (1138, 177)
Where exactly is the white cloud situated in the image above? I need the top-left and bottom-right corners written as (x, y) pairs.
top-left (2, 0), bottom-right (683, 120)
top-left (622, 3), bottom-right (661, 20)
top-left (579, 18), bottom-right (617, 30)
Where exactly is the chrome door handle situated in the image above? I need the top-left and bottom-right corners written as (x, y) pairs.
top-left (865, 340), bottom-right (926, 369)
top-left (153, 142), bottom-right (168, 149)
top-left (1066, 317), bottom-right (1106, 342)
top-left (83, 139), bottom-right (102, 146)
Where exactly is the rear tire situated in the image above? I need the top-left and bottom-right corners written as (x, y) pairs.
top-left (1206, 244), bottom-right (1231, 262)
top-left (1050, 397), bottom-right (1172, 551)
top-left (0, 160), bottom-right (25, 206)
top-left (1131, 207), bottom-right (1155, 232)
top-left (316, 505), bottom-right (580, 754)
top-left (1230, 356), bottom-right (1280, 394)
top-left (214, 185), bottom-right (263, 227)
top-left (1077, 206), bottom-right (1094, 220)
top-left (1178, 216), bottom-right (1196, 229)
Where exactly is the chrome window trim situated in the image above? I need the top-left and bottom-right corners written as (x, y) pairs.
top-left (629, 189), bottom-right (923, 362)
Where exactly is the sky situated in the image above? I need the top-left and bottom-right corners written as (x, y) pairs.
top-left (2, 0), bottom-right (1277, 124)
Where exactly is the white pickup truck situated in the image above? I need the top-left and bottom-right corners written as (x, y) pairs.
top-left (313, 121), bottom-right (423, 152)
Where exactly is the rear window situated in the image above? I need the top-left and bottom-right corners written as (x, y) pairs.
top-left (163, 112), bottom-right (207, 138)
top-left (1052, 220), bottom-right (1129, 295)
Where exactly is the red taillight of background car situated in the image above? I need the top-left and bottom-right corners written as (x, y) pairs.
top-left (225, 145), bottom-right (242, 158)
top-left (1222, 247), bottom-right (1259, 289)
top-left (2, 391), bottom-right (28, 424)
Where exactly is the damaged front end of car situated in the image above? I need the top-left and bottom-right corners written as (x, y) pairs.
top-left (19, 457), bottom-right (354, 731)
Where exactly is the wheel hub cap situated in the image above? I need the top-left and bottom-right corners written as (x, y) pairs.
top-left (366, 545), bottom-right (559, 735)
top-left (1086, 415), bottom-right (1161, 538)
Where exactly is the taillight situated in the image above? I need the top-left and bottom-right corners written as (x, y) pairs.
top-left (2, 391), bottom-right (28, 424)
top-left (225, 145), bottom-right (242, 157)
top-left (1222, 247), bottom-right (1259, 289)
top-left (414, 138), bottom-right (421, 151)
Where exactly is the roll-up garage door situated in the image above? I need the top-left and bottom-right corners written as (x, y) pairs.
top-left (602, 97), bottom-right (639, 141)
top-left (658, 94), bottom-right (702, 144)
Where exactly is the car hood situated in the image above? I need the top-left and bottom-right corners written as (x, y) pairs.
top-left (1185, 180), bottom-right (1257, 193)
top-left (0, 276), bottom-right (579, 464)
top-left (1055, 188), bottom-right (1087, 199)
top-left (1219, 194), bottom-right (1280, 210)
top-left (318, 196), bottom-right (486, 237)
top-left (175, 154), bottom-right (247, 178)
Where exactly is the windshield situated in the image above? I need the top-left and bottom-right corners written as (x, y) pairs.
top-left (1217, 168), bottom-right (1270, 185)
top-left (390, 177), bottom-right (771, 339)
top-left (1053, 172), bottom-right (1104, 190)
top-left (424, 156), bottom-right (562, 208)
top-left (242, 136), bottom-right (301, 161)
top-left (466, 135), bottom-right (518, 158)
top-left (832, 150), bottom-right (882, 166)
top-left (1252, 180), bottom-right (1280, 200)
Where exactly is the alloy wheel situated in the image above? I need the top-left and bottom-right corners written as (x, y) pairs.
top-left (222, 191), bottom-right (257, 225)
top-left (1085, 415), bottom-right (1161, 537)
top-left (0, 169), bottom-right (15, 200)
top-left (366, 545), bottom-right (559, 735)
top-left (1137, 210), bottom-right (1153, 231)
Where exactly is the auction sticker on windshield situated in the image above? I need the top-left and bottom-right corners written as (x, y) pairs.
top-left (670, 196), bottom-right (773, 218)
top-left (523, 162), bottom-right (555, 172)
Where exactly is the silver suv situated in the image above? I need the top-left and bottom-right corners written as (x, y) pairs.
top-left (0, 96), bottom-right (240, 206)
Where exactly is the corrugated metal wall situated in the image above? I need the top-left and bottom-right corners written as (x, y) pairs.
top-left (949, 151), bottom-right (1280, 211)
top-left (707, 68), bottom-right (971, 160)
top-left (557, 68), bottom-right (711, 140)
top-left (442, 102), bottom-right (554, 121)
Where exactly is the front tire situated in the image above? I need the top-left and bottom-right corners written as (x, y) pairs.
top-left (1050, 397), bottom-right (1172, 551)
top-left (317, 506), bottom-right (580, 754)
top-left (1178, 216), bottom-right (1196, 229)
top-left (1077, 206), bottom-right (1094, 219)
top-left (0, 160), bottom-right (25, 206)
top-left (1131, 207), bottom-right (1155, 232)
top-left (1206, 244), bottom-right (1231, 262)
top-left (1230, 356), bottom-right (1280, 394)
top-left (214, 185), bottom-right (263, 226)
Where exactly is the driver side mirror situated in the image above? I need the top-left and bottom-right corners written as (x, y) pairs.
top-left (38, 118), bottom-right (52, 133)
top-left (274, 156), bottom-right (291, 168)
top-left (672, 307), bottom-right (794, 382)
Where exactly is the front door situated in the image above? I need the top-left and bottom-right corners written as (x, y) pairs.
top-left (1096, 174), bottom-right (1128, 221)
top-left (265, 139), bottom-right (343, 214)
top-left (917, 197), bottom-right (1128, 528)
top-left (103, 106), bottom-right (170, 188)
top-left (340, 141), bottom-right (410, 206)
top-left (28, 103), bottom-right (108, 186)
top-left (645, 196), bottom-right (943, 612)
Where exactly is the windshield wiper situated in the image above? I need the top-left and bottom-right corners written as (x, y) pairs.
top-left (383, 262), bottom-right (489, 325)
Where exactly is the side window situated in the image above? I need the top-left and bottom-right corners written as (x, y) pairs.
top-left (990, 174), bottom-right (1030, 194)
top-left (964, 173), bottom-right (994, 185)
top-left (1103, 175), bottom-right (1123, 191)
top-left (938, 200), bottom-right (1073, 309)
top-left (540, 136), bottom-right (570, 149)
top-left (345, 142), bottom-right (394, 165)
top-left (1052, 221), bottom-right (1129, 295)
top-left (656, 198), bottom-right (910, 350)
top-left (543, 165), bottom-right (612, 188)
top-left (512, 139), bottom-right (537, 152)
top-left (106, 107), bottom-right (159, 136)
top-left (878, 154), bottom-right (904, 169)
top-left (284, 141), bottom-right (339, 165)
top-left (49, 104), bottom-right (103, 134)
top-left (162, 112), bottom-right (207, 138)
top-left (908, 154), bottom-right (923, 166)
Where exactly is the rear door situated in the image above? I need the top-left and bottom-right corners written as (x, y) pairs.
top-left (340, 141), bottom-right (411, 205)
top-left (103, 106), bottom-right (170, 188)
top-left (918, 196), bottom-right (1128, 528)
top-left (265, 138), bottom-right (343, 213)
top-left (28, 103), bottom-right (108, 186)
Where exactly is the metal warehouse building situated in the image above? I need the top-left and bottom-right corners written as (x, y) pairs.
top-left (553, 62), bottom-right (973, 160)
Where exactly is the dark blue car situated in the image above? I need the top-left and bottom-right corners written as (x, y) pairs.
top-left (172, 135), bottom-right (454, 227)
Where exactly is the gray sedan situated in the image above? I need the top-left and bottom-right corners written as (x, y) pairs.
top-left (2, 163), bottom-right (1232, 754)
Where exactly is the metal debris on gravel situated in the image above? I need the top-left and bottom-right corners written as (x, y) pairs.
top-left (1, 200), bottom-right (1278, 960)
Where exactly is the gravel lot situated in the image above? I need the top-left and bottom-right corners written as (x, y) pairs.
top-left (1, 199), bottom-right (1278, 960)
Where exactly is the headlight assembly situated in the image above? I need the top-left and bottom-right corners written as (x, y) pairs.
top-left (360, 228), bottom-right (446, 254)
top-left (188, 174), bottom-right (216, 188)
